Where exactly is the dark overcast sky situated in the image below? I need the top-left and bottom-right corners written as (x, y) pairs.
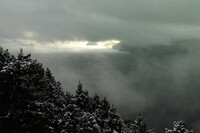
top-left (1, 0), bottom-right (200, 45)
top-left (1, 0), bottom-right (200, 132)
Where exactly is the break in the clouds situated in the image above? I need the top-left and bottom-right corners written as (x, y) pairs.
top-left (1, 0), bottom-right (200, 47)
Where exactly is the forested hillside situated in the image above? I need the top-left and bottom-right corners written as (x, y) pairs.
top-left (0, 47), bottom-right (194, 133)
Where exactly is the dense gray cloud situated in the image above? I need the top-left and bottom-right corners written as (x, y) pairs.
top-left (1, 0), bottom-right (200, 45)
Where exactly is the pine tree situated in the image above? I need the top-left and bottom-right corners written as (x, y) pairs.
top-left (165, 121), bottom-right (194, 133)
top-left (107, 106), bottom-right (123, 133)
top-left (0, 48), bottom-right (67, 132)
top-left (75, 82), bottom-right (91, 112)
top-left (126, 114), bottom-right (154, 133)
top-left (0, 47), bottom-right (15, 132)
top-left (78, 112), bottom-right (101, 133)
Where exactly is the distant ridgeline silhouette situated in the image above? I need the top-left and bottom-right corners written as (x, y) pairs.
top-left (0, 47), bottom-right (194, 133)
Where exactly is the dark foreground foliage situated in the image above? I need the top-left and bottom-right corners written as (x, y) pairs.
top-left (0, 47), bottom-right (194, 133)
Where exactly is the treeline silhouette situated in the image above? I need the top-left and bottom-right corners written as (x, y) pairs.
top-left (0, 47), bottom-right (194, 133)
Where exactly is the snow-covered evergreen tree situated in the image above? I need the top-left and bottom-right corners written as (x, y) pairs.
top-left (165, 121), bottom-right (194, 133)
top-left (107, 106), bottom-right (123, 133)
top-left (0, 48), bottom-right (66, 132)
top-left (78, 112), bottom-right (101, 133)
top-left (125, 114), bottom-right (154, 133)
top-left (133, 114), bottom-right (154, 133)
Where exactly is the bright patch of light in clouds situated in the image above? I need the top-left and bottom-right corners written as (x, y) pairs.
top-left (55, 40), bottom-right (120, 49)
top-left (97, 40), bottom-right (121, 48)
top-left (2, 39), bottom-right (120, 53)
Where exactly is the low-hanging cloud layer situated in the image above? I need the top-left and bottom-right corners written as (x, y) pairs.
top-left (1, 0), bottom-right (200, 132)
top-left (32, 42), bottom-right (200, 132)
